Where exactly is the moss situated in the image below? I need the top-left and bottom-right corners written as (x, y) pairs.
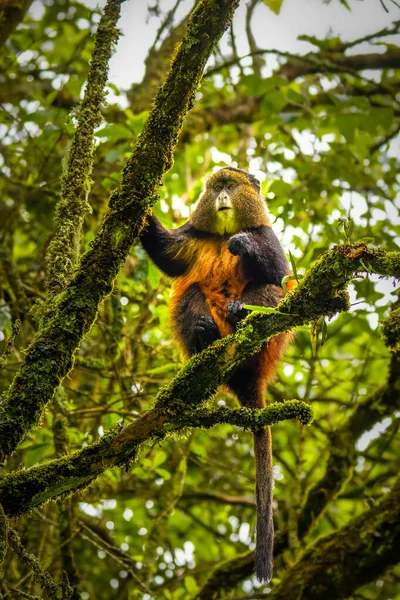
top-left (46, 0), bottom-right (124, 295)
top-left (382, 306), bottom-right (400, 352)
top-left (169, 400), bottom-right (314, 431)
top-left (0, 503), bottom-right (7, 577)
top-left (0, 410), bottom-right (170, 516)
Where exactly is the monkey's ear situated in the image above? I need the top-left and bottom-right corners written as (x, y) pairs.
top-left (250, 174), bottom-right (261, 192)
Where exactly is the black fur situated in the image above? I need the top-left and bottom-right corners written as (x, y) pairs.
top-left (173, 283), bottom-right (220, 354)
top-left (140, 215), bottom-right (189, 277)
top-left (228, 226), bottom-right (288, 285)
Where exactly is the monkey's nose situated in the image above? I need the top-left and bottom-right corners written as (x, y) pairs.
top-left (217, 192), bottom-right (232, 210)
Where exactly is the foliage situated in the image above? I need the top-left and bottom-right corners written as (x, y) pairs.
top-left (0, 1), bottom-right (400, 599)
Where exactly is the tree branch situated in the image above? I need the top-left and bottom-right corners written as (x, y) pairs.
top-left (45, 0), bottom-right (124, 295)
top-left (267, 475), bottom-right (400, 600)
top-left (0, 0), bottom-right (33, 50)
top-left (0, 244), bottom-right (398, 517)
top-left (172, 401), bottom-right (313, 430)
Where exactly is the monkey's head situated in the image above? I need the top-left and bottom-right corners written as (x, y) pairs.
top-left (190, 167), bottom-right (271, 235)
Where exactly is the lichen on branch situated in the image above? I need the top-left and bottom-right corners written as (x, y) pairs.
top-left (45, 0), bottom-right (124, 295)
top-left (168, 400), bottom-right (314, 431)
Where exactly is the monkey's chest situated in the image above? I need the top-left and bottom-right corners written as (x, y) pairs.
top-left (174, 238), bottom-right (249, 336)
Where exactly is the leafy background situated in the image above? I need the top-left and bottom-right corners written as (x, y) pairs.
top-left (0, 0), bottom-right (399, 598)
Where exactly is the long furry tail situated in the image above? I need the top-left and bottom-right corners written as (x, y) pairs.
top-left (253, 426), bottom-right (274, 583)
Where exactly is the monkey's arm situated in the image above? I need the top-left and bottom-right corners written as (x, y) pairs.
top-left (228, 226), bottom-right (289, 285)
top-left (174, 283), bottom-right (220, 355)
top-left (140, 214), bottom-right (188, 277)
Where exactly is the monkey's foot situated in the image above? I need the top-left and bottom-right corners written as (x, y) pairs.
top-left (189, 316), bottom-right (219, 354)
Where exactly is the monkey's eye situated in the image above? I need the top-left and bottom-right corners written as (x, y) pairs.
top-left (214, 184), bottom-right (222, 192)
top-left (228, 182), bottom-right (236, 190)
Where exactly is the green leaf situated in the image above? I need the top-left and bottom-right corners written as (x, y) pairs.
top-left (155, 468), bottom-right (171, 480)
top-left (263, 0), bottom-right (284, 14)
top-left (95, 124), bottom-right (133, 139)
top-left (243, 304), bottom-right (285, 314)
top-left (310, 320), bottom-right (319, 357)
top-left (321, 319), bottom-right (328, 347)
top-left (288, 251), bottom-right (299, 281)
top-left (184, 576), bottom-right (199, 596)
top-left (269, 179), bottom-right (292, 196)
top-left (148, 261), bottom-right (161, 289)
top-left (261, 91), bottom-right (287, 115)
top-left (153, 450), bottom-right (167, 468)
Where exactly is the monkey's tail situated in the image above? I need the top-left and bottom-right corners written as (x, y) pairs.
top-left (253, 426), bottom-right (274, 583)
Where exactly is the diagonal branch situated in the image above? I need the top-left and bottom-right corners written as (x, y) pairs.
top-left (0, 0), bottom-right (33, 50)
top-left (0, 402), bottom-right (310, 517)
top-left (267, 475), bottom-right (400, 600)
top-left (0, 244), bottom-right (398, 517)
top-left (0, 0), bottom-right (240, 462)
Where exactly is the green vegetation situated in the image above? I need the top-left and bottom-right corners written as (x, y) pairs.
top-left (0, 1), bottom-right (399, 598)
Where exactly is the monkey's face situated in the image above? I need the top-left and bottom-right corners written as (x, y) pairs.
top-left (190, 168), bottom-right (271, 235)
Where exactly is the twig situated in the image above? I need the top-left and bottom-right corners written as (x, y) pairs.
top-left (0, 320), bottom-right (21, 371)
top-left (7, 529), bottom-right (72, 600)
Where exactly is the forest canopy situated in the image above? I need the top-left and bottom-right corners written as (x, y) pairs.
top-left (0, 0), bottom-right (400, 599)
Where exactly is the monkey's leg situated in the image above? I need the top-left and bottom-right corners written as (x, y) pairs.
top-left (173, 283), bottom-right (220, 355)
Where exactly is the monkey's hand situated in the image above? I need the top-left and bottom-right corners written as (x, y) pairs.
top-left (227, 299), bottom-right (250, 327)
top-left (189, 316), bottom-right (220, 354)
top-left (228, 233), bottom-right (253, 258)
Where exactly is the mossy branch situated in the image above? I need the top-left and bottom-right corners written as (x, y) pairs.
top-left (7, 528), bottom-right (72, 600)
top-left (0, 244), bottom-right (398, 516)
top-left (0, 403), bottom-right (312, 517)
top-left (0, 503), bottom-right (7, 577)
top-left (45, 0), bottom-right (124, 294)
top-left (0, 0), bottom-right (240, 461)
top-left (169, 400), bottom-right (314, 431)
top-left (267, 475), bottom-right (400, 600)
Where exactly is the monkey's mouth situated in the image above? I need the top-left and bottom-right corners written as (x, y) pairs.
top-left (218, 207), bottom-right (231, 211)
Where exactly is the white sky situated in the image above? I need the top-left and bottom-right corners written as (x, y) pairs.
top-left (90, 0), bottom-right (400, 89)
top-left (76, 0), bottom-right (400, 90)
